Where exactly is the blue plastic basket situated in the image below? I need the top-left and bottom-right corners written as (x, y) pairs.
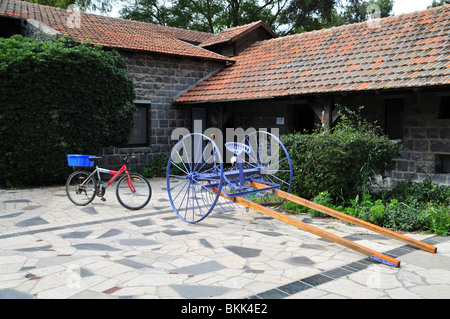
top-left (66, 154), bottom-right (95, 167)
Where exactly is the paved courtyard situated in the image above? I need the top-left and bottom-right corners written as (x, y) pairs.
top-left (0, 178), bottom-right (449, 299)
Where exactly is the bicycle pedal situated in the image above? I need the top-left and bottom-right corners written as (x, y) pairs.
top-left (101, 197), bottom-right (106, 202)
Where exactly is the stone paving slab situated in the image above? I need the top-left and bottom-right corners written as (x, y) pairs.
top-left (0, 178), bottom-right (449, 299)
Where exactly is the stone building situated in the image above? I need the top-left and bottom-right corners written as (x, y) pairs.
top-left (1, 0), bottom-right (450, 185)
top-left (174, 5), bottom-right (450, 186)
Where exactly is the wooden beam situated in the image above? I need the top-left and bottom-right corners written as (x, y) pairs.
top-left (226, 194), bottom-right (401, 268)
top-left (251, 182), bottom-right (437, 254)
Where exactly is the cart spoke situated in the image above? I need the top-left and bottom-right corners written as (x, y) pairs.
top-left (167, 133), bottom-right (224, 223)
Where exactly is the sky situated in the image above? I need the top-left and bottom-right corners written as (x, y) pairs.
top-left (392, 0), bottom-right (434, 15)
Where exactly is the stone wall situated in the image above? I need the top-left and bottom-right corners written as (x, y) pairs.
top-left (349, 90), bottom-right (450, 186)
top-left (394, 92), bottom-right (450, 185)
top-left (100, 51), bottom-right (224, 170)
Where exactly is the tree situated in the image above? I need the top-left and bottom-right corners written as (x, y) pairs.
top-left (120, 0), bottom-right (392, 35)
top-left (278, 0), bottom-right (337, 34)
top-left (120, 0), bottom-right (288, 33)
top-left (333, 0), bottom-right (394, 26)
top-left (23, 0), bottom-right (115, 13)
top-left (279, 0), bottom-right (393, 34)
top-left (430, 0), bottom-right (450, 7)
top-left (26, 0), bottom-right (394, 34)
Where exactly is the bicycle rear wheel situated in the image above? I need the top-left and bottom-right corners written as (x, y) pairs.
top-left (66, 170), bottom-right (96, 206)
top-left (116, 173), bottom-right (152, 210)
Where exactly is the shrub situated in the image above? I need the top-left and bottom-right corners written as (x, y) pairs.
top-left (141, 152), bottom-right (172, 178)
top-left (0, 35), bottom-right (136, 187)
top-left (280, 107), bottom-right (402, 200)
top-left (426, 205), bottom-right (450, 236)
top-left (380, 177), bottom-right (450, 206)
top-left (308, 191), bottom-right (333, 217)
top-left (338, 179), bottom-right (450, 234)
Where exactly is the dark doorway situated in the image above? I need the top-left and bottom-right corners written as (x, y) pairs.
top-left (293, 105), bottom-right (315, 133)
top-left (385, 99), bottom-right (404, 140)
top-left (0, 16), bottom-right (25, 38)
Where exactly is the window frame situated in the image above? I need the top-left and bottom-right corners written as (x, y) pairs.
top-left (127, 101), bottom-right (150, 147)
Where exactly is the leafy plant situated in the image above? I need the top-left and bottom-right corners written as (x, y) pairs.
top-left (280, 106), bottom-right (402, 200)
top-left (285, 176), bottom-right (450, 236)
top-left (308, 191), bottom-right (333, 218)
top-left (141, 152), bottom-right (179, 178)
top-left (0, 35), bottom-right (136, 187)
top-left (426, 205), bottom-right (450, 236)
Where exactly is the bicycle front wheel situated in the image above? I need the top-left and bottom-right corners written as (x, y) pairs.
top-left (116, 173), bottom-right (152, 210)
top-left (66, 170), bottom-right (96, 206)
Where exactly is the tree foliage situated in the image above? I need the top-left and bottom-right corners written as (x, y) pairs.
top-left (23, 0), bottom-right (115, 13)
top-left (120, 0), bottom-right (287, 33)
top-left (23, 0), bottom-right (394, 35)
top-left (430, 0), bottom-right (450, 7)
top-left (0, 36), bottom-right (136, 187)
top-left (120, 0), bottom-right (393, 34)
top-left (280, 0), bottom-right (394, 34)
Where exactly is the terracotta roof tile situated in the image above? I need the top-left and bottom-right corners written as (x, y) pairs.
top-left (176, 4), bottom-right (450, 103)
top-left (0, 0), bottom-right (232, 62)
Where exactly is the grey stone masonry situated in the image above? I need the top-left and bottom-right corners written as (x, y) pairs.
top-left (100, 51), bottom-right (224, 171)
top-left (399, 92), bottom-right (450, 185)
top-left (355, 90), bottom-right (450, 187)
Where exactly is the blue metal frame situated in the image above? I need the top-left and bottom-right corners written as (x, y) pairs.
top-left (166, 131), bottom-right (293, 223)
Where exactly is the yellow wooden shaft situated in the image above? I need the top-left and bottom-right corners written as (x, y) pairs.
top-left (251, 181), bottom-right (437, 254)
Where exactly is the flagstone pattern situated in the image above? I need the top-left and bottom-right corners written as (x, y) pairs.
top-left (1, 180), bottom-right (450, 299)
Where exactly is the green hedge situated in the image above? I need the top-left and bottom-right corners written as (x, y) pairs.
top-left (0, 36), bottom-right (136, 187)
top-left (280, 107), bottom-right (402, 200)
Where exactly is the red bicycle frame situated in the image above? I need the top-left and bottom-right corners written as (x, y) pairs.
top-left (96, 164), bottom-right (135, 192)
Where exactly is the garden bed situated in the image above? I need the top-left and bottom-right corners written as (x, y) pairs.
top-left (282, 178), bottom-right (450, 236)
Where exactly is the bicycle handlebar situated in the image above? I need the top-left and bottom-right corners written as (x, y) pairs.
top-left (122, 155), bottom-right (137, 164)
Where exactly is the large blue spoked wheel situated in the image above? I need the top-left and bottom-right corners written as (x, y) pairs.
top-left (167, 133), bottom-right (224, 223)
top-left (241, 131), bottom-right (293, 206)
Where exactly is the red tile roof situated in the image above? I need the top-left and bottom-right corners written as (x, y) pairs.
top-left (176, 5), bottom-right (450, 103)
top-left (0, 0), bottom-right (232, 62)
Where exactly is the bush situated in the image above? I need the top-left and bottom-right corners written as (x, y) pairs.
top-left (380, 177), bottom-right (450, 206)
top-left (141, 152), bottom-right (172, 178)
top-left (379, 177), bottom-right (450, 235)
top-left (0, 35), bottom-right (136, 187)
top-left (342, 195), bottom-right (428, 232)
top-left (316, 178), bottom-right (450, 235)
top-left (280, 107), bottom-right (402, 200)
top-left (308, 191), bottom-right (333, 217)
top-left (426, 204), bottom-right (450, 236)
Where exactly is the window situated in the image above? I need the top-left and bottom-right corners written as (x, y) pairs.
top-left (128, 102), bottom-right (150, 146)
top-left (438, 96), bottom-right (450, 119)
top-left (385, 99), bottom-right (404, 139)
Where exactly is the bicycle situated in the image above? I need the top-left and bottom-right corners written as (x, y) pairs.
top-left (65, 154), bottom-right (152, 210)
